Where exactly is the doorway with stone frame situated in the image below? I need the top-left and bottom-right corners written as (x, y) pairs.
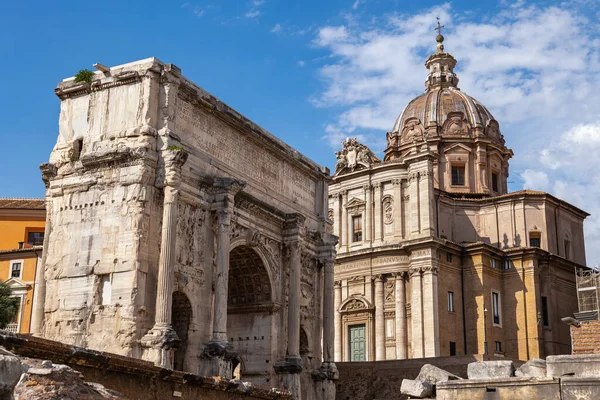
top-left (227, 245), bottom-right (276, 386)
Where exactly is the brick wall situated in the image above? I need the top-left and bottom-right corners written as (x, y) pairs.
top-left (572, 320), bottom-right (600, 355)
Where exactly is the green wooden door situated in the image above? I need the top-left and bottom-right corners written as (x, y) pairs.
top-left (349, 324), bottom-right (366, 361)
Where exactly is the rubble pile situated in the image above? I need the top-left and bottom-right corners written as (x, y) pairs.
top-left (0, 347), bottom-right (125, 400)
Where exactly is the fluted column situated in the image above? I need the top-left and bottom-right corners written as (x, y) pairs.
top-left (212, 208), bottom-right (232, 341)
top-left (322, 258), bottom-right (336, 364)
top-left (154, 187), bottom-right (180, 328)
top-left (288, 240), bottom-right (302, 358)
top-left (422, 265), bottom-right (440, 357)
top-left (334, 280), bottom-right (342, 362)
top-left (141, 149), bottom-right (188, 368)
top-left (30, 198), bottom-right (51, 335)
top-left (275, 214), bottom-right (306, 399)
top-left (410, 266), bottom-right (424, 358)
top-left (394, 272), bottom-right (407, 359)
top-left (199, 178), bottom-right (245, 377)
top-left (374, 275), bottom-right (386, 360)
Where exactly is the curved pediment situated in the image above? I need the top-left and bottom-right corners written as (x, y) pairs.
top-left (339, 295), bottom-right (373, 313)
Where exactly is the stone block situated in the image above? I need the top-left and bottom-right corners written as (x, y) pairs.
top-left (0, 354), bottom-right (22, 400)
top-left (400, 379), bottom-right (433, 398)
top-left (515, 358), bottom-right (546, 378)
top-left (416, 363), bottom-right (463, 385)
top-left (560, 377), bottom-right (600, 400)
top-left (547, 354), bottom-right (600, 378)
top-left (467, 361), bottom-right (514, 379)
top-left (437, 377), bottom-right (560, 400)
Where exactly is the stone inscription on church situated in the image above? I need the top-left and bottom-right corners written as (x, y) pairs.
top-left (175, 98), bottom-right (317, 210)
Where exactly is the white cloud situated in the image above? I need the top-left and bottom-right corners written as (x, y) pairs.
top-left (271, 23), bottom-right (282, 33)
top-left (246, 10), bottom-right (261, 18)
top-left (313, 26), bottom-right (349, 46)
top-left (310, 2), bottom-right (600, 264)
top-left (253, 0), bottom-right (265, 5)
top-left (352, 0), bottom-right (362, 10)
top-left (297, 60), bottom-right (305, 67)
top-left (182, 2), bottom-right (206, 17)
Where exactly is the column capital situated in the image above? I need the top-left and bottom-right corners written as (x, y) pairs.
top-left (373, 182), bottom-right (382, 189)
top-left (373, 274), bottom-right (384, 282)
top-left (334, 280), bottom-right (342, 288)
top-left (362, 184), bottom-right (371, 191)
top-left (392, 178), bottom-right (403, 186)
top-left (422, 264), bottom-right (440, 275)
top-left (392, 271), bottom-right (406, 278)
top-left (163, 148), bottom-right (189, 187)
top-left (409, 266), bottom-right (422, 277)
top-left (284, 213), bottom-right (306, 229)
top-left (210, 177), bottom-right (246, 196)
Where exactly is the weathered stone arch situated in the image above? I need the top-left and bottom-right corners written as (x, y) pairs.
top-left (228, 244), bottom-right (273, 307)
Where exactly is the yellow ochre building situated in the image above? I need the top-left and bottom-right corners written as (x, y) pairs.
top-left (0, 198), bottom-right (45, 333)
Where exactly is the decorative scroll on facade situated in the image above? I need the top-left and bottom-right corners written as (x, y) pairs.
top-left (334, 138), bottom-right (381, 176)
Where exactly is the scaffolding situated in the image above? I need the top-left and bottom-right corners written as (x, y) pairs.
top-left (575, 268), bottom-right (600, 321)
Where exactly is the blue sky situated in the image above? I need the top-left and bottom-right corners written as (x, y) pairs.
top-left (2, 0), bottom-right (600, 262)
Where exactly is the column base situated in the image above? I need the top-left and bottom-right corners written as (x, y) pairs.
top-left (312, 362), bottom-right (339, 381)
top-left (140, 325), bottom-right (180, 369)
top-left (274, 356), bottom-right (303, 400)
top-left (198, 340), bottom-right (235, 378)
top-left (273, 355), bottom-right (303, 374)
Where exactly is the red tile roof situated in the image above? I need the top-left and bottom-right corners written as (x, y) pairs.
top-left (0, 198), bottom-right (45, 210)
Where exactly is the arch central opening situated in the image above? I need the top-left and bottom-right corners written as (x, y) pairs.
top-left (227, 245), bottom-right (274, 385)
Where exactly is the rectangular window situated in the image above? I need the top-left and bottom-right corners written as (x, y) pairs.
top-left (492, 173), bottom-right (499, 192)
top-left (449, 341), bottom-right (457, 356)
top-left (503, 259), bottom-right (511, 270)
top-left (352, 215), bottom-right (363, 242)
top-left (446, 253), bottom-right (453, 263)
top-left (451, 165), bottom-right (465, 186)
top-left (495, 341), bottom-right (502, 353)
top-left (529, 232), bottom-right (541, 248)
top-left (27, 231), bottom-right (44, 246)
top-left (100, 275), bottom-right (111, 306)
top-left (448, 291), bottom-right (455, 312)
top-left (542, 296), bottom-right (549, 327)
top-left (564, 240), bottom-right (571, 260)
top-left (491, 259), bottom-right (497, 269)
top-left (11, 262), bottom-right (22, 279)
top-left (492, 291), bottom-right (501, 326)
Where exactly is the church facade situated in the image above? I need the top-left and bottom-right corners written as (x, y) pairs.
top-left (35, 58), bottom-right (337, 400)
top-left (329, 34), bottom-right (589, 363)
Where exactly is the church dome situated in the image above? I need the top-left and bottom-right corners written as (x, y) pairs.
top-left (384, 32), bottom-right (505, 162)
top-left (391, 87), bottom-right (495, 134)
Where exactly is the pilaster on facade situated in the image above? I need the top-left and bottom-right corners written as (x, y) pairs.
top-left (392, 271), bottom-right (407, 359)
top-left (374, 274), bottom-right (386, 360)
top-left (409, 266), bottom-right (424, 358)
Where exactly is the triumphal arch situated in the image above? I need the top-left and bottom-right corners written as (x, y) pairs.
top-left (32, 58), bottom-right (337, 399)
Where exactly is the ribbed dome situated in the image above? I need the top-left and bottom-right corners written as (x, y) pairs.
top-left (392, 86), bottom-right (495, 133)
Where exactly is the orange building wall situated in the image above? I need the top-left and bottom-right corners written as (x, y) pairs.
top-left (0, 217), bottom-right (45, 250)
